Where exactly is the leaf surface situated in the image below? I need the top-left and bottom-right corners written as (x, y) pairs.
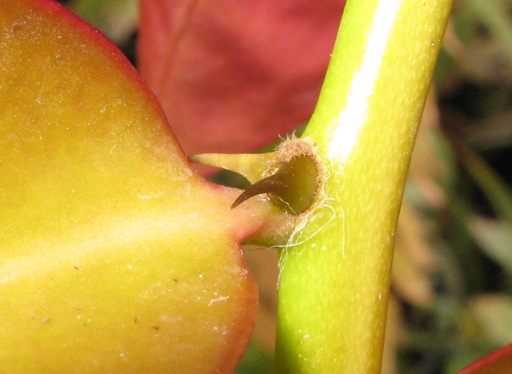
top-left (138, 0), bottom-right (345, 162)
top-left (0, 1), bottom-right (262, 372)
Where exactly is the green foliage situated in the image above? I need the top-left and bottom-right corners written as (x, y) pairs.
top-left (235, 343), bottom-right (275, 374)
top-left (67, 0), bottom-right (137, 43)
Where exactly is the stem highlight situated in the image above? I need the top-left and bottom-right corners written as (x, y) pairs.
top-left (276, 1), bottom-right (454, 373)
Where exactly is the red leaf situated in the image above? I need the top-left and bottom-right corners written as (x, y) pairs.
top-left (456, 344), bottom-right (512, 374)
top-left (138, 0), bottom-right (345, 163)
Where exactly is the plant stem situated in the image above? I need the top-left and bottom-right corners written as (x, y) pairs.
top-left (275, 1), bottom-right (453, 373)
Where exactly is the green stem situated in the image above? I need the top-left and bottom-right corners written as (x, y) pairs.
top-left (275, 1), bottom-right (453, 373)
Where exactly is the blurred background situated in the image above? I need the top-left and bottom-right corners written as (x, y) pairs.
top-left (57, 0), bottom-right (512, 373)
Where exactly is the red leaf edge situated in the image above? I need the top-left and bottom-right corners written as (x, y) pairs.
top-left (456, 343), bottom-right (512, 374)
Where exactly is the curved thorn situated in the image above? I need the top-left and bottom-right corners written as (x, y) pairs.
top-left (231, 174), bottom-right (287, 209)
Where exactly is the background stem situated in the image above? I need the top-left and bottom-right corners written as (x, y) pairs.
top-left (275, 1), bottom-right (454, 373)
